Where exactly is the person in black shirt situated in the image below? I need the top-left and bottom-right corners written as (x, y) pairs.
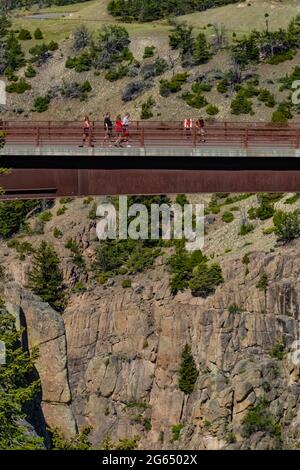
top-left (103, 112), bottom-right (113, 146)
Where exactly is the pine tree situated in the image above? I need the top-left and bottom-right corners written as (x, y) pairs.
top-left (0, 304), bottom-right (44, 449)
top-left (178, 344), bottom-right (198, 395)
top-left (27, 241), bottom-right (65, 312)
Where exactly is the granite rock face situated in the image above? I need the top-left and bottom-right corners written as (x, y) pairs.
top-left (4, 283), bottom-right (76, 439)
top-left (1, 196), bottom-right (300, 449)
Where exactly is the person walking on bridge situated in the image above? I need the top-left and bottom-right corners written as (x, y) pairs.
top-left (103, 112), bottom-right (113, 146)
top-left (114, 114), bottom-right (124, 147)
top-left (79, 115), bottom-right (93, 147)
top-left (196, 116), bottom-right (206, 143)
top-left (183, 117), bottom-right (193, 138)
top-left (122, 113), bottom-right (131, 147)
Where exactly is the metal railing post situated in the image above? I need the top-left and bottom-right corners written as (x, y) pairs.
top-left (192, 127), bottom-right (197, 148)
top-left (140, 127), bottom-right (145, 148)
top-left (36, 127), bottom-right (40, 147)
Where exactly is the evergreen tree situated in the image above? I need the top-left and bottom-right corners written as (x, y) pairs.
top-left (0, 304), bottom-right (44, 449)
top-left (27, 241), bottom-right (65, 312)
top-left (193, 32), bottom-right (210, 64)
top-left (178, 344), bottom-right (198, 395)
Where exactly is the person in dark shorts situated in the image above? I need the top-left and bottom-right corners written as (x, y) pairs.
top-left (195, 116), bottom-right (206, 143)
top-left (103, 112), bottom-right (113, 146)
top-left (79, 115), bottom-right (93, 147)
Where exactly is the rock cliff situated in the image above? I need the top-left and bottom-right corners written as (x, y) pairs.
top-left (1, 195), bottom-right (300, 449)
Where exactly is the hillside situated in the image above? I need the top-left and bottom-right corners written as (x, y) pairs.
top-left (1, 1), bottom-right (300, 122)
top-left (1, 193), bottom-right (300, 449)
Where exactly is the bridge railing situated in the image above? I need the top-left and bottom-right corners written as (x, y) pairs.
top-left (1, 120), bottom-right (300, 149)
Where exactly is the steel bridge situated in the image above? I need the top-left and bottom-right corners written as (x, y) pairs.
top-left (1, 120), bottom-right (300, 198)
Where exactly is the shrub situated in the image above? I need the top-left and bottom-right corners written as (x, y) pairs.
top-left (240, 223), bottom-right (254, 236)
top-left (65, 238), bottom-right (85, 268)
top-left (159, 73), bottom-right (188, 97)
top-left (143, 45), bottom-right (155, 58)
top-left (57, 205), bottom-right (67, 216)
top-left (258, 88), bottom-right (275, 108)
top-left (248, 203), bottom-right (275, 221)
top-left (34, 28), bottom-right (43, 40)
top-left (0, 200), bottom-right (41, 238)
top-left (65, 53), bottom-right (92, 72)
top-left (284, 194), bottom-right (300, 205)
top-left (242, 397), bottom-right (281, 438)
top-left (27, 241), bottom-right (65, 312)
top-left (206, 104), bottom-right (219, 115)
top-left (39, 210), bottom-right (52, 223)
top-left (192, 82), bottom-right (212, 93)
top-left (122, 279), bottom-right (132, 288)
top-left (83, 196), bottom-right (94, 205)
top-left (183, 91), bottom-right (207, 109)
top-left (32, 95), bottom-right (51, 113)
top-left (189, 263), bottom-right (223, 297)
top-left (228, 303), bottom-right (243, 314)
top-left (178, 344), bottom-right (198, 395)
top-left (141, 96), bottom-right (155, 120)
top-left (122, 81), bottom-right (147, 102)
top-left (25, 65), bottom-right (36, 78)
top-left (217, 79), bottom-right (228, 94)
top-left (18, 29), bottom-right (32, 40)
top-left (6, 78), bottom-right (31, 94)
top-left (53, 227), bottom-right (63, 239)
top-left (270, 341), bottom-right (285, 360)
top-left (171, 424), bottom-right (184, 442)
top-left (72, 25), bottom-right (90, 51)
top-left (256, 272), bottom-right (268, 292)
top-left (222, 211), bottom-right (234, 223)
top-left (272, 101), bottom-right (293, 123)
top-left (231, 92), bottom-right (253, 115)
top-left (273, 209), bottom-right (300, 242)
top-left (105, 64), bottom-right (129, 81)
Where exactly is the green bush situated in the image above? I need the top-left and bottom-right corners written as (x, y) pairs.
top-left (6, 78), bottom-right (31, 94)
top-left (206, 104), bottom-right (219, 115)
top-left (122, 279), bottom-right (132, 288)
top-left (256, 272), bottom-right (268, 292)
top-left (270, 341), bottom-right (285, 360)
top-left (32, 95), bottom-right (51, 113)
top-left (141, 96), bottom-right (155, 120)
top-left (231, 92), bottom-right (253, 115)
top-left (258, 88), bottom-right (275, 108)
top-left (240, 223), bottom-right (254, 236)
top-left (183, 91), bottom-right (207, 109)
top-left (53, 227), bottom-right (63, 239)
top-left (25, 65), bottom-right (37, 78)
top-left (0, 200), bottom-right (41, 238)
top-left (57, 205), bottom-right (67, 216)
top-left (171, 424), bottom-right (184, 442)
top-left (248, 203), bottom-right (275, 221)
top-left (34, 28), bottom-right (43, 40)
top-left (189, 263), bottom-right (223, 297)
top-left (159, 73), bottom-right (188, 97)
top-left (228, 303), bottom-right (243, 314)
top-left (143, 45), bottom-right (155, 58)
top-left (18, 29), bottom-right (32, 40)
top-left (284, 194), bottom-right (300, 205)
top-left (272, 101), bottom-right (293, 123)
top-left (65, 53), bottom-right (92, 72)
top-left (217, 79), bottom-right (228, 94)
top-left (178, 344), bottom-right (198, 395)
top-left (105, 64), bottom-right (129, 81)
top-left (242, 397), bottom-right (281, 438)
top-left (222, 211), bottom-right (234, 223)
top-left (273, 209), bottom-right (300, 242)
top-left (39, 210), bottom-right (52, 223)
top-left (192, 82), bottom-right (212, 93)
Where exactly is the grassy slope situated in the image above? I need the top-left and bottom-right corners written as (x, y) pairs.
top-left (5, 0), bottom-right (300, 121)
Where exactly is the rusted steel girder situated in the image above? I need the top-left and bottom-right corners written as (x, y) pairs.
top-left (1, 155), bottom-right (300, 198)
